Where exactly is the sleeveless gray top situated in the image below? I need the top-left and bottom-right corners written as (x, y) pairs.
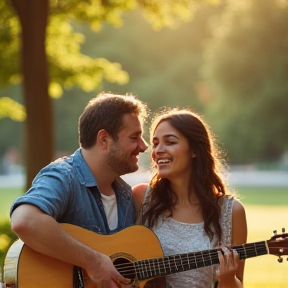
top-left (141, 189), bottom-right (234, 288)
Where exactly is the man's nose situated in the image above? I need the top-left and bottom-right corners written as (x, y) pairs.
top-left (139, 138), bottom-right (148, 152)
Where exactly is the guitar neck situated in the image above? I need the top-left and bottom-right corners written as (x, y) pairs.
top-left (135, 240), bottom-right (268, 280)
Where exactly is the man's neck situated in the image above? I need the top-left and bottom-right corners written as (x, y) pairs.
top-left (81, 147), bottom-right (117, 196)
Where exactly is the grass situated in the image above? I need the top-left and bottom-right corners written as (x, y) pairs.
top-left (0, 186), bottom-right (288, 287)
top-left (234, 186), bottom-right (288, 206)
top-left (244, 205), bottom-right (288, 288)
top-left (0, 187), bottom-right (24, 220)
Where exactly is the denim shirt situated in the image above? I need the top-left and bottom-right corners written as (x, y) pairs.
top-left (10, 148), bottom-right (136, 235)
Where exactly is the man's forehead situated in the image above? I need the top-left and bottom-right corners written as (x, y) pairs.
top-left (119, 113), bottom-right (143, 134)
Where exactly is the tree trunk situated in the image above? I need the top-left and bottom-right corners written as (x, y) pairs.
top-left (11, 0), bottom-right (54, 191)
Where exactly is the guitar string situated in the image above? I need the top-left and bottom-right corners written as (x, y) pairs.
top-left (115, 245), bottom-right (267, 272)
top-left (112, 246), bottom-right (268, 277)
top-left (115, 250), bottom-right (265, 278)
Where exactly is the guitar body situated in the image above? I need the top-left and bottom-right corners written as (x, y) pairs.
top-left (3, 224), bottom-right (164, 288)
top-left (4, 223), bottom-right (288, 288)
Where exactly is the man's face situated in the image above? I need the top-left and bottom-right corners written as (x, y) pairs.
top-left (106, 113), bottom-right (148, 176)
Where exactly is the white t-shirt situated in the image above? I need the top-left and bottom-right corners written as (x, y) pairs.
top-left (101, 193), bottom-right (118, 230)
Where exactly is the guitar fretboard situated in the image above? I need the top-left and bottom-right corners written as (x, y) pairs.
top-left (135, 241), bottom-right (268, 280)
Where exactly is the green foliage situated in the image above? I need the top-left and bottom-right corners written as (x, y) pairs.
top-left (0, 1), bottom-right (21, 86)
top-left (0, 86), bottom-right (24, 161)
top-left (1, 0), bottom-right (287, 165)
top-left (1, 0), bottom-right (211, 109)
top-left (52, 4), bottom-right (222, 153)
top-left (0, 97), bottom-right (26, 121)
top-left (136, 0), bottom-right (213, 30)
top-left (80, 5), bottom-right (220, 110)
top-left (49, 0), bottom-right (217, 30)
top-left (53, 89), bottom-right (94, 153)
top-left (46, 15), bottom-right (129, 97)
top-left (202, 0), bottom-right (288, 163)
top-left (0, 220), bottom-right (17, 273)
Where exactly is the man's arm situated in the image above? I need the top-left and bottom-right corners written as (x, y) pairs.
top-left (11, 204), bottom-right (129, 287)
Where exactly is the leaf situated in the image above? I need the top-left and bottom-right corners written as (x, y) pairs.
top-left (0, 97), bottom-right (26, 121)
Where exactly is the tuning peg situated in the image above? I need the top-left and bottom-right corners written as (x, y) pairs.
top-left (278, 256), bottom-right (283, 263)
top-left (273, 230), bottom-right (277, 235)
top-left (282, 228), bottom-right (285, 233)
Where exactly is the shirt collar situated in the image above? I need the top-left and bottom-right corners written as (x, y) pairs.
top-left (72, 148), bottom-right (131, 196)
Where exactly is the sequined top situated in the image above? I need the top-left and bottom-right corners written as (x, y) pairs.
top-left (142, 191), bottom-right (234, 288)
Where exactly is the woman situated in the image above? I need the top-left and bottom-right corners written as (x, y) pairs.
top-left (133, 108), bottom-right (247, 288)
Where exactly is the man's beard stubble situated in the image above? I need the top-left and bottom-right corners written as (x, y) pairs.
top-left (107, 143), bottom-right (138, 176)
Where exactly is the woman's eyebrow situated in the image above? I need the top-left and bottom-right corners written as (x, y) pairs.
top-left (153, 134), bottom-right (180, 141)
top-left (164, 134), bottom-right (180, 139)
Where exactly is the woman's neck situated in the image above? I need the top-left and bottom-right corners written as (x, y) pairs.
top-left (170, 183), bottom-right (199, 205)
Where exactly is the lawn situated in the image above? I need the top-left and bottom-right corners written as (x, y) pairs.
top-left (0, 186), bottom-right (287, 287)
top-left (0, 187), bottom-right (24, 220)
top-left (234, 186), bottom-right (288, 206)
top-left (244, 205), bottom-right (288, 288)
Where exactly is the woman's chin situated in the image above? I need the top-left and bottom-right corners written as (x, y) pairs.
top-left (158, 171), bottom-right (171, 179)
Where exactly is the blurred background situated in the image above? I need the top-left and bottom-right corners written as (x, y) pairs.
top-left (0, 0), bottom-right (288, 287)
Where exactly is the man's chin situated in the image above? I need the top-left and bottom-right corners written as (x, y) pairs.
top-left (126, 164), bottom-right (139, 174)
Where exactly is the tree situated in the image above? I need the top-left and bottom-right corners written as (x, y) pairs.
top-left (1, 0), bottom-right (215, 189)
top-left (51, 4), bottom-right (223, 156)
top-left (81, 6), bottom-right (222, 112)
top-left (201, 0), bottom-right (288, 164)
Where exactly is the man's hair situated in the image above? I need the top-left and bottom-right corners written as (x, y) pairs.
top-left (78, 92), bottom-right (149, 148)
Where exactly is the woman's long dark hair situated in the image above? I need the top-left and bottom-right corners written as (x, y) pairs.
top-left (143, 108), bottom-right (230, 242)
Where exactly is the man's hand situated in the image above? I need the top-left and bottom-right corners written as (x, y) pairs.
top-left (84, 252), bottom-right (131, 288)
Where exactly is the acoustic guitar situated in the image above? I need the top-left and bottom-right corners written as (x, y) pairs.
top-left (3, 224), bottom-right (288, 288)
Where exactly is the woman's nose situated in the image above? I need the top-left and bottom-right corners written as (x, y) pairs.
top-left (155, 143), bottom-right (165, 154)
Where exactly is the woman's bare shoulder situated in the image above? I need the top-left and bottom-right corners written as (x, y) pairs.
top-left (231, 198), bottom-right (247, 244)
top-left (132, 183), bottom-right (149, 224)
top-left (132, 183), bottom-right (149, 198)
top-left (232, 198), bottom-right (246, 214)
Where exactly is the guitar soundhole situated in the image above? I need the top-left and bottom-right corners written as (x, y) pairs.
top-left (113, 257), bottom-right (136, 280)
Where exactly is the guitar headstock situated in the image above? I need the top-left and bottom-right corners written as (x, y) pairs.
top-left (267, 228), bottom-right (288, 262)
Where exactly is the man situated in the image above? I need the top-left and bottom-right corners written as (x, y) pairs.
top-left (10, 93), bottom-right (149, 287)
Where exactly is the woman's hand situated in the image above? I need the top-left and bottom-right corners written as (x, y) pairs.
top-left (217, 246), bottom-right (241, 287)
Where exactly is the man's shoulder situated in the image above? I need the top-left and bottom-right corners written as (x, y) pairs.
top-left (52, 149), bottom-right (80, 166)
top-left (36, 152), bottom-right (78, 180)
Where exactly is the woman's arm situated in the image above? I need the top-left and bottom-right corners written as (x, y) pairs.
top-left (217, 199), bottom-right (248, 288)
top-left (132, 183), bottom-right (148, 224)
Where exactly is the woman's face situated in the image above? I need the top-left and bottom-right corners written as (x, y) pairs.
top-left (151, 121), bottom-right (193, 180)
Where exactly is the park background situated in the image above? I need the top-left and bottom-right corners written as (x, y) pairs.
top-left (0, 0), bottom-right (288, 287)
